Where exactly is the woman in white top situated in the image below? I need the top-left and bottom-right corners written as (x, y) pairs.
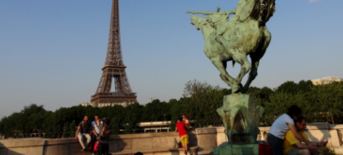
top-left (92, 115), bottom-right (104, 138)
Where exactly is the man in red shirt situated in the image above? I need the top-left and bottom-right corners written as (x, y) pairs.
top-left (176, 117), bottom-right (189, 155)
top-left (182, 114), bottom-right (191, 129)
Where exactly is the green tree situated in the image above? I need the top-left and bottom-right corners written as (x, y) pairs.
top-left (182, 80), bottom-right (225, 127)
top-left (141, 99), bottom-right (171, 121)
top-left (121, 103), bottom-right (143, 133)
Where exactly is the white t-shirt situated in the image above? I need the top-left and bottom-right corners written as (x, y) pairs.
top-left (269, 113), bottom-right (294, 139)
top-left (92, 121), bottom-right (103, 135)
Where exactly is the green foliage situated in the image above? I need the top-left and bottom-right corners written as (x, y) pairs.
top-left (121, 103), bottom-right (143, 133)
top-left (0, 80), bottom-right (343, 138)
top-left (0, 104), bottom-right (48, 137)
top-left (141, 99), bottom-right (171, 121)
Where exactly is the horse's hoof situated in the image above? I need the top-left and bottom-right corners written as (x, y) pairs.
top-left (231, 84), bottom-right (243, 93)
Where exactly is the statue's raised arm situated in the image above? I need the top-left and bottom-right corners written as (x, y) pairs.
top-left (187, 10), bottom-right (235, 16)
top-left (187, 11), bottom-right (214, 15)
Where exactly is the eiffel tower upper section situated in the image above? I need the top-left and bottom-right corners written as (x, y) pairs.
top-left (104, 0), bottom-right (124, 68)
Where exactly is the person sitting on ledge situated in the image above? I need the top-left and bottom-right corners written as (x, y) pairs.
top-left (75, 115), bottom-right (92, 151)
top-left (96, 117), bottom-right (111, 155)
top-left (284, 116), bottom-right (328, 155)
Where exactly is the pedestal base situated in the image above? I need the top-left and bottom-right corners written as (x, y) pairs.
top-left (213, 143), bottom-right (258, 155)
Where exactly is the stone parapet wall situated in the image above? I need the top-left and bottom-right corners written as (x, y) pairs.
top-left (0, 138), bottom-right (45, 155)
top-left (1, 124), bottom-right (343, 155)
top-left (334, 125), bottom-right (343, 146)
top-left (111, 132), bottom-right (179, 154)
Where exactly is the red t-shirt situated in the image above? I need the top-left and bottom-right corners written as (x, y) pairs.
top-left (176, 121), bottom-right (187, 137)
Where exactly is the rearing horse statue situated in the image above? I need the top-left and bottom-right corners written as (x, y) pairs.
top-left (190, 0), bottom-right (275, 93)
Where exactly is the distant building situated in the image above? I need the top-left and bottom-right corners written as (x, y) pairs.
top-left (311, 76), bottom-right (343, 85)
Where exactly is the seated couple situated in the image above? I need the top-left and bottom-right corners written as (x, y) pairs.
top-left (75, 115), bottom-right (111, 154)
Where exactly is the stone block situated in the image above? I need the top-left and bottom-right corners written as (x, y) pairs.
top-left (213, 143), bottom-right (258, 155)
top-left (195, 128), bottom-right (217, 152)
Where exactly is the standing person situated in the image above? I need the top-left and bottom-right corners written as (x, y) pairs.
top-left (182, 114), bottom-right (191, 129)
top-left (75, 115), bottom-right (92, 151)
top-left (267, 105), bottom-right (307, 155)
top-left (176, 117), bottom-right (189, 155)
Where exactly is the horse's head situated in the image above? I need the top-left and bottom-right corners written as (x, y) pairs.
top-left (191, 16), bottom-right (206, 30)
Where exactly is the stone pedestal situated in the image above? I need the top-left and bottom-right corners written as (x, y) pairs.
top-left (217, 94), bottom-right (262, 143)
top-left (214, 93), bottom-right (263, 155)
top-left (213, 143), bottom-right (258, 155)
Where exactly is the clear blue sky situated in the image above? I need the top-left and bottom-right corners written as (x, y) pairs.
top-left (0, 0), bottom-right (342, 118)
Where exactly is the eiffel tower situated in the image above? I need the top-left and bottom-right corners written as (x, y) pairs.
top-left (91, 0), bottom-right (136, 107)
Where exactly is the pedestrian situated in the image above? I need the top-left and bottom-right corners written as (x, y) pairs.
top-left (176, 117), bottom-right (189, 155)
top-left (182, 114), bottom-right (191, 130)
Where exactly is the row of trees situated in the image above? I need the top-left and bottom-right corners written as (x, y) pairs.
top-left (0, 80), bottom-right (342, 138)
